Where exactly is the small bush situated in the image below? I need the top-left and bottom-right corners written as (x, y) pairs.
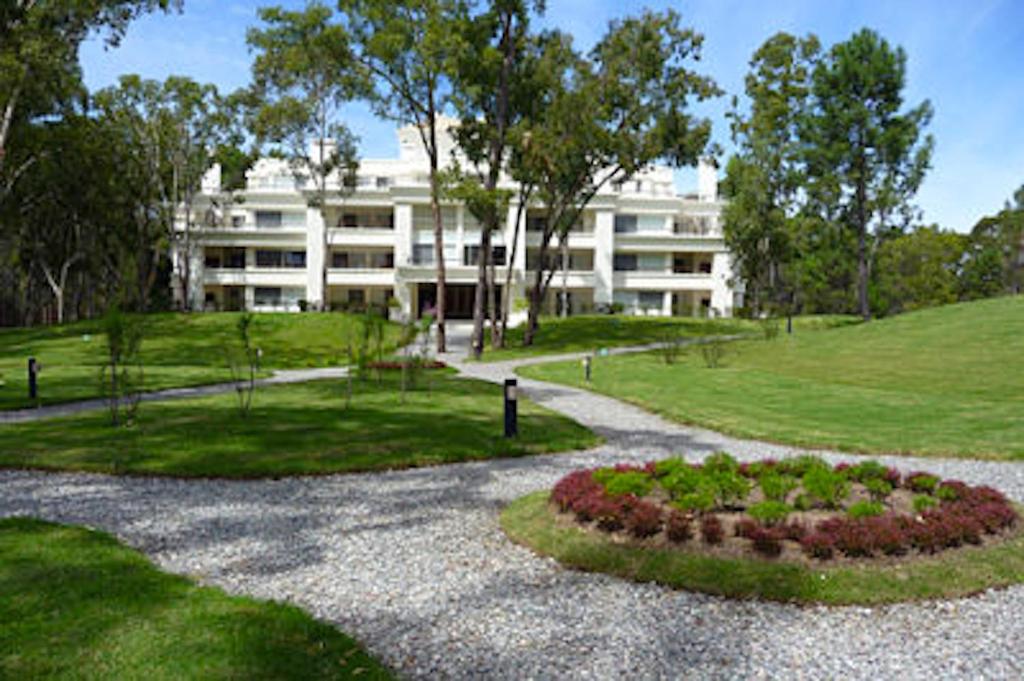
top-left (703, 452), bottom-right (740, 474)
top-left (863, 478), bottom-right (893, 501)
top-left (625, 500), bottom-right (663, 538)
top-left (750, 527), bottom-right (784, 557)
top-left (801, 532), bottom-right (836, 560)
top-left (847, 460), bottom-right (890, 483)
top-left (735, 518), bottom-right (760, 539)
top-left (913, 495), bottom-right (938, 513)
top-left (778, 455), bottom-right (830, 478)
top-left (707, 470), bottom-right (751, 508)
top-left (660, 465), bottom-right (705, 499)
top-left (665, 510), bottom-right (693, 543)
top-left (759, 473), bottom-right (798, 502)
top-left (803, 467), bottom-right (850, 509)
top-left (674, 489), bottom-right (715, 513)
top-left (748, 501), bottom-right (793, 526)
top-left (905, 472), bottom-right (940, 493)
top-left (593, 468), bottom-right (654, 497)
top-left (847, 500), bottom-right (885, 519)
top-left (699, 337), bottom-right (727, 368)
top-left (700, 515), bottom-right (724, 545)
top-left (936, 481), bottom-right (967, 502)
top-left (758, 317), bottom-right (781, 341)
top-left (793, 493), bottom-right (814, 511)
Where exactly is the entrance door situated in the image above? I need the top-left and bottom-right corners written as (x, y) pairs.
top-left (417, 283), bottom-right (502, 320)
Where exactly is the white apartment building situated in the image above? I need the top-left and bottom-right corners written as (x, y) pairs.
top-left (174, 120), bottom-right (739, 322)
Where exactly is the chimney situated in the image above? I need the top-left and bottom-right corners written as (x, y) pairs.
top-left (697, 157), bottom-right (718, 202)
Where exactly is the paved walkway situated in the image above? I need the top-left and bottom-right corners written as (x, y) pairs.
top-left (0, 367), bottom-right (348, 424)
top-left (2, 329), bottom-right (1024, 678)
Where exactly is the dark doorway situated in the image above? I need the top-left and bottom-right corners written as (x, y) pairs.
top-left (417, 283), bottom-right (502, 320)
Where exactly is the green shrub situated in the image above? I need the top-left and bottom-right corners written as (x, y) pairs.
top-left (936, 484), bottom-right (961, 502)
top-left (802, 467), bottom-right (850, 509)
top-left (848, 460), bottom-right (889, 483)
top-left (660, 465), bottom-right (705, 499)
top-left (707, 470), bottom-right (751, 508)
top-left (653, 458), bottom-right (688, 478)
top-left (777, 455), bottom-right (830, 477)
top-left (593, 469), bottom-right (654, 498)
top-left (847, 500), bottom-right (885, 519)
top-left (759, 473), bottom-right (798, 502)
top-left (748, 501), bottom-right (792, 526)
top-left (913, 495), bottom-right (939, 513)
top-left (703, 452), bottom-right (740, 475)
top-left (906, 473), bottom-right (939, 493)
top-left (699, 337), bottom-right (727, 368)
top-left (864, 478), bottom-right (893, 501)
top-left (793, 493), bottom-right (814, 511)
top-left (674, 489), bottom-right (715, 513)
top-left (758, 317), bottom-right (781, 340)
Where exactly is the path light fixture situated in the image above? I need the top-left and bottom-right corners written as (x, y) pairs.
top-left (504, 378), bottom-right (518, 438)
top-left (28, 357), bottom-right (41, 402)
top-left (582, 355), bottom-right (592, 382)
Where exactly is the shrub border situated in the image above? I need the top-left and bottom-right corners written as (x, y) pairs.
top-left (501, 491), bottom-right (1024, 605)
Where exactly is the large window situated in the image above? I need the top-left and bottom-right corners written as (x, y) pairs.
top-left (256, 250), bottom-right (305, 268)
top-left (256, 250), bottom-right (282, 268)
top-left (254, 287), bottom-right (282, 306)
top-left (638, 291), bottom-right (664, 309)
top-left (464, 245), bottom-right (508, 266)
top-left (614, 214), bottom-right (638, 234)
top-left (283, 251), bottom-right (306, 268)
top-left (412, 244), bottom-right (434, 265)
top-left (338, 210), bottom-right (394, 229)
top-left (255, 211), bottom-right (282, 228)
top-left (613, 254), bottom-right (637, 271)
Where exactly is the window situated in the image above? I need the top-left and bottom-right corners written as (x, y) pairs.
top-left (255, 211), bottom-right (282, 228)
top-left (254, 287), bottom-right (282, 306)
top-left (231, 215), bottom-right (246, 228)
top-left (225, 248), bottom-right (246, 269)
top-left (639, 291), bottom-right (663, 309)
top-left (527, 216), bottom-right (546, 232)
top-left (376, 176), bottom-right (391, 189)
top-left (204, 250), bottom-right (222, 268)
top-left (492, 246), bottom-right (507, 266)
top-left (256, 250), bottom-right (283, 268)
top-left (698, 258), bottom-right (713, 274)
top-left (371, 251), bottom-right (394, 268)
top-left (340, 213), bottom-right (358, 228)
top-left (348, 289), bottom-right (365, 304)
top-left (614, 214), bottom-right (637, 233)
top-left (284, 251), bottom-right (306, 268)
top-left (673, 254), bottom-right (694, 274)
top-left (613, 254), bottom-right (637, 271)
top-left (412, 244), bottom-right (434, 265)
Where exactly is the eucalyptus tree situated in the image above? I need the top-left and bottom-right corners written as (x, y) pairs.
top-left (446, 0), bottom-right (540, 355)
top-left (0, 1), bottom-right (180, 186)
top-left (248, 3), bottom-right (363, 311)
top-left (801, 28), bottom-right (934, 319)
top-left (337, 0), bottom-right (469, 352)
top-left (722, 32), bottom-right (819, 315)
top-left (515, 9), bottom-right (719, 345)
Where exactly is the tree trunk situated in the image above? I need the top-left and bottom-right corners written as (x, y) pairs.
top-left (560, 237), bottom-right (569, 318)
top-left (470, 227), bottom-right (490, 358)
top-left (429, 129), bottom-right (447, 353)
top-left (487, 246), bottom-right (500, 349)
top-left (855, 174), bottom-right (870, 320)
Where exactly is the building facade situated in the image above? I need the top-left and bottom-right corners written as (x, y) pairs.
top-left (174, 121), bottom-right (739, 322)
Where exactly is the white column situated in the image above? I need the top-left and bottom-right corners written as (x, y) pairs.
top-left (710, 251), bottom-right (733, 317)
top-left (394, 203), bottom-right (413, 320)
top-left (662, 290), bottom-right (673, 317)
top-left (306, 207), bottom-right (325, 309)
top-left (593, 210), bottom-right (614, 306)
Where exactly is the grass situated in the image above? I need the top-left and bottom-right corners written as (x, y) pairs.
top-left (0, 312), bottom-right (402, 411)
top-left (519, 297), bottom-right (1024, 460)
top-left (479, 314), bottom-right (857, 362)
top-left (502, 491), bottom-right (1024, 605)
top-left (0, 371), bottom-right (599, 478)
top-left (0, 517), bottom-right (392, 679)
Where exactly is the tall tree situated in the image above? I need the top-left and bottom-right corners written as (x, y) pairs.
top-left (447, 0), bottom-right (538, 356)
top-left (248, 3), bottom-right (362, 312)
top-left (515, 10), bottom-right (718, 345)
top-left (801, 28), bottom-right (934, 319)
top-left (0, 1), bottom-right (180, 182)
top-left (337, 0), bottom-right (468, 352)
top-left (871, 225), bottom-right (965, 316)
top-left (722, 32), bottom-right (819, 316)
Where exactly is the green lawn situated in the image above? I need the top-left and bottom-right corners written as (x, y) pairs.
top-left (0, 371), bottom-right (599, 478)
top-left (519, 297), bottom-right (1024, 460)
top-left (0, 312), bottom-right (401, 410)
top-left (502, 492), bottom-right (1024, 605)
top-left (480, 314), bottom-right (857, 362)
top-left (0, 517), bottom-right (392, 679)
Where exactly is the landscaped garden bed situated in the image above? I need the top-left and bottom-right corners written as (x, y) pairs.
top-left (502, 453), bottom-right (1024, 604)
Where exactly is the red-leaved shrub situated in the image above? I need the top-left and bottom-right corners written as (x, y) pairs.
top-left (700, 515), bottom-right (724, 545)
top-left (666, 510), bottom-right (693, 543)
top-left (625, 499), bottom-right (663, 538)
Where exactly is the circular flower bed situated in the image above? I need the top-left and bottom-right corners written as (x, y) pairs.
top-left (502, 453), bottom-right (1024, 604)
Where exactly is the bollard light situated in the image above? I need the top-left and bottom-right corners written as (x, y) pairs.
top-left (28, 357), bottom-right (38, 401)
top-left (582, 355), bottom-right (592, 382)
top-left (504, 378), bottom-right (518, 438)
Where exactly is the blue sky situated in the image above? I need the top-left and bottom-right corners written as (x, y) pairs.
top-left (80, 0), bottom-right (1024, 232)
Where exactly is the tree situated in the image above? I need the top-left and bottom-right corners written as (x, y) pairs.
top-left (0, 1), bottom-right (180, 185)
top-left (962, 185), bottom-right (1024, 298)
top-left (801, 28), bottom-right (934, 319)
top-left (248, 3), bottom-right (362, 312)
top-left (337, 0), bottom-right (469, 352)
top-left (722, 32), bottom-right (819, 316)
top-left (871, 225), bottom-right (965, 316)
top-left (447, 0), bottom-right (538, 356)
top-left (515, 10), bottom-right (719, 345)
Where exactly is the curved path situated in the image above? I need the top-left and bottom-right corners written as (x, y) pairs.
top-left (2, 334), bottom-right (1024, 678)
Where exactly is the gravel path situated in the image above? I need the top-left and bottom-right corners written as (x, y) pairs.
top-left (2, 331), bottom-right (1024, 679)
top-left (0, 367), bottom-right (348, 423)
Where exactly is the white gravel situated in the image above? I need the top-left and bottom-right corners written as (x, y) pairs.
top-left (2, 343), bottom-right (1024, 679)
